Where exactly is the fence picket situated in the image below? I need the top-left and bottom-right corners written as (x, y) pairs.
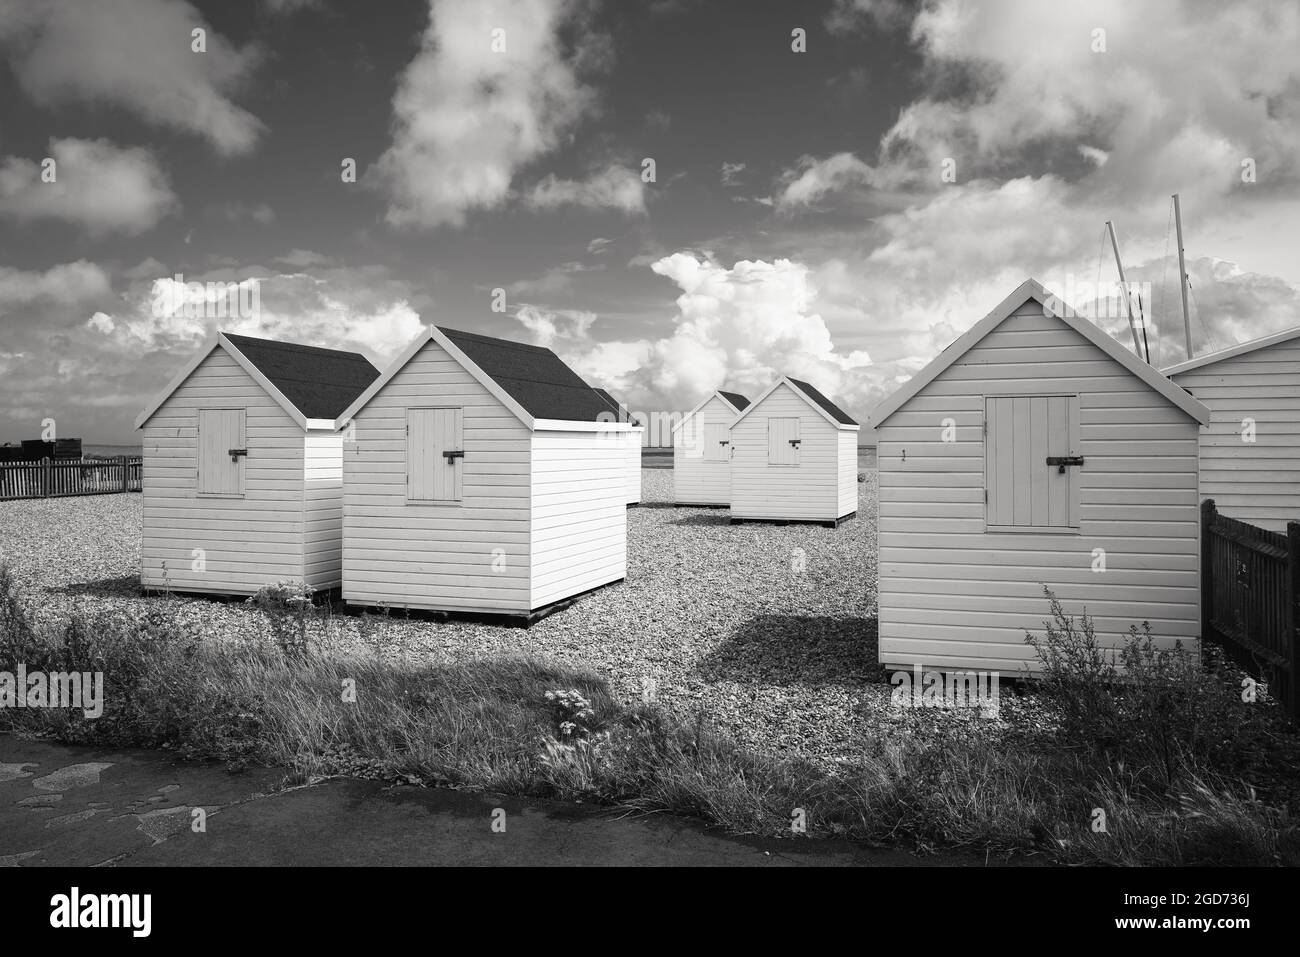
top-left (0, 457), bottom-right (142, 501)
top-left (1202, 499), bottom-right (1297, 720)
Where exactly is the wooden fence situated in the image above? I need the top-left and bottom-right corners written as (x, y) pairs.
top-left (1201, 499), bottom-right (1298, 720)
top-left (0, 457), bottom-right (142, 501)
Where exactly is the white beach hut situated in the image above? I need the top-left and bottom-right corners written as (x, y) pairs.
top-left (594, 387), bottom-right (644, 506)
top-left (1164, 327), bottom-right (1300, 532)
top-left (868, 279), bottom-right (1211, 673)
top-left (671, 390), bottom-right (750, 506)
top-left (335, 325), bottom-right (634, 621)
top-left (133, 332), bottom-right (380, 596)
top-left (727, 377), bottom-right (859, 526)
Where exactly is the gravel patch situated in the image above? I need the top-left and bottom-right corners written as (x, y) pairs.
top-left (0, 472), bottom-right (904, 768)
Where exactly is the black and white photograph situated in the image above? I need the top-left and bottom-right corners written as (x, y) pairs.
top-left (0, 0), bottom-right (1296, 932)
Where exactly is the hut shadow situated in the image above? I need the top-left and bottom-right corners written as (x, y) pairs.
top-left (697, 614), bottom-right (884, 687)
top-left (669, 513), bottom-right (732, 527)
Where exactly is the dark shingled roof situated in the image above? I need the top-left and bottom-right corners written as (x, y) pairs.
top-left (439, 327), bottom-right (614, 422)
top-left (222, 333), bottom-right (380, 419)
top-left (593, 387), bottom-right (642, 427)
top-left (787, 377), bottom-right (857, 426)
top-left (718, 390), bottom-right (750, 411)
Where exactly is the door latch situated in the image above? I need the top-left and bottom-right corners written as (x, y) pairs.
top-left (228, 448), bottom-right (248, 462)
top-left (443, 450), bottom-right (465, 462)
top-left (789, 439), bottom-right (801, 447)
top-left (1045, 455), bottom-right (1084, 473)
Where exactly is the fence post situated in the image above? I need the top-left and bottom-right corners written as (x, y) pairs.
top-left (41, 456), bottom-right (51, 497)
top-left (1287, 522), bottom-right (1300, 721)
top-left (120, 455), bottom-right (129, 493)
top-left (1201, 498), bottom-right (1215, 645)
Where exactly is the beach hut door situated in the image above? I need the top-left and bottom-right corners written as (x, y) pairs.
top-left (407, 407), bottom-right (464, 502)
top-left (767, 417), bottom-right (801, 466)
top-left (197, 408), bottom-right (246, 496)
top-left (703, 422), bottom-right (730, 462)
top-left (985, 395), bottom-right (1079, 529)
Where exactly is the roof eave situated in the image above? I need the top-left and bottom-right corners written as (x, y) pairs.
top-left (335, 327), bottom-right (433, 428)
top-left (672, 391), bottom-right (728, 432)
top-left (334, 326), bottom-right (540, 431)
top-left (215, 333), bottom-right (310, 431)
top-left (133, 334), bottom-right (222, 430)
top-left (134, 333), bottom-right (312, 432)
top-left (731, 377), bottom-right (851, 430)
top-left (869, 278), bottom-right (1211, 428)
top-left (532, 418), bottom-right (638, 432)
top-left (1163, 325), bottom-right (1300, 377)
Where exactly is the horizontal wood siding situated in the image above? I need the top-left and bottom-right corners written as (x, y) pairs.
top-left (838, 430), bottom-right (858, 517)
top-left (141, 347), bottom-right (305, 595)
top-left (530, 430), bottom-right (627, 608)
top-left (877, 301), bottom-right (1202, 671)
top-left (673, 396), bottom-right (734, 505)
top-left (303, 432), bottom-right (344, 589)
top-left (730, 384), bottom-right (839, 520)
top-left (1172, 336), bottom-right (1300, 532)
top-left (341, 340), bottom-right (532, 613)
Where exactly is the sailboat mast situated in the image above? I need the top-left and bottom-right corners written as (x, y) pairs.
top-left (1105, 220), bottom-right (1148, 360)
top-left (1173, 193), bottom-right (1193, 360)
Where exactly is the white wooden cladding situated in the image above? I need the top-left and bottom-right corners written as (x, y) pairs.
top-left (341, 342), bottom-right (533, 613)
top-left (702, 421), bottom-right (730, 462)
top-left (341, 338), bottom-right (626, 615)
top-left (142, 347), bottom-right (343, 596)
top-left (407, 407), bottom-right (463, 502)
top-left (673, 395), bottom-right (736, 505)
top-left (875, 298), bottom-right (1201, 672)
top-left (984, 394), bottom-right (1079, 529)
top-left (730, 383), bottom-right (855, 521)
top-left (530, 430), bottom-right (628, 607)
top-left (303, 434), bottom-right (345, 586)
top-left (1169, 335), bottom-right (1300, 532)
top-left (767, 417), bottom-right (800, 465)
top-left (197, 408), bottom-right (245, 496)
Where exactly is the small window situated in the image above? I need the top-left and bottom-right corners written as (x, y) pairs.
top-left (198, 409), bottom-right (245, 496)
top-left (408, 407), bottom-right (463, 502)
top-left (985, 395), bottom-right (1079, 530)
top-left (703, 422), bottom-right (730, 462)
top-left (767, 417), bottom-right (801, 466)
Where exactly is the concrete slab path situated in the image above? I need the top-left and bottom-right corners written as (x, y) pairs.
top-left (0, 734), bottom-right (998, 867)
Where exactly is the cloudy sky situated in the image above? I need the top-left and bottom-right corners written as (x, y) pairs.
top-left (1, 0), bottom-right (1299, 446)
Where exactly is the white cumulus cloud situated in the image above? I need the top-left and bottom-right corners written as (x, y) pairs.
top-left (374, 0), bottom-right (606, 228)
top-left (510, 254), bottom-right (877, 421)
top-left (0, 260), bottom-right (113, 307)
top-left (87, 269), bottom-right (425, 363)
top-left (0, 138), bottom-right (177, 235)
top-left (0, 0), bottom-right (265, 156)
